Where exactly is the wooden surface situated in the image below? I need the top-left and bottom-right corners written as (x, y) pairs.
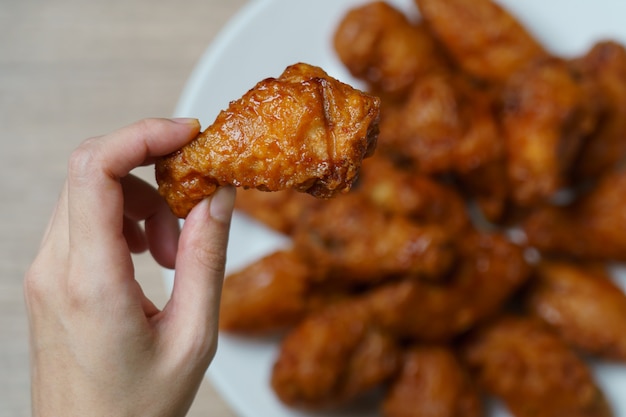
top-left (0, 0), bottom-right (246, 415)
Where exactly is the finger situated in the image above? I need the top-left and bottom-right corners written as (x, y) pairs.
top-left (121, 175), bottom-right (180, 269)
top-left (39, 181), bottom-right (70, 254)
top-left (123, 216), bottom-right (148, 254)
top-left (66, 118), bottom-right (200, 278)
top-left (165, 186), bottom-right (235, 346)
top-left (27, 182), bottom-right (71, 294)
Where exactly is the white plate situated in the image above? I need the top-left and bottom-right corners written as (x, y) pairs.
top-left (163, 0), bottom-right (626, 416)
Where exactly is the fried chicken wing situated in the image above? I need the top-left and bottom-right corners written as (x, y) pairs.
top-left (271, 299), bottom-right (400, 408)
top-left (527, 261), bottom-right (626, 361)
top-left (357, 155), bottom-right (470, 235)
top-left (462, 316), bottom-right (612, 417)
top-left (572, 41), bottom-right (626, 181)
top-left (378, 74), bottom-right (463, 173)
top-left (414, 0), bottom-right (547, 83)
top-left (502, 58), bottom-right (600, 206)
top-left (523, 168), bottom-right (626, 261)
top-left (366, 231), bottom-right (530, 342)
top-left (379, 74), bottom-right (505, 195)
top-left (156, 63), bottom-right (380, 218)
top-left (234, 188), bottom-right (322, 235)
top-left (219, 250), bottom-right (315, 334)
top-left (292, 193), bottom-right (456, 284)
top-left (334, 1), bottom-right (448, 99)
top-left (382, 346), bottom-right (483, 417)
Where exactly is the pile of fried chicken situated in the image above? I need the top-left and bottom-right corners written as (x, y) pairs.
top-left (218, 0), bottom-right (626, 416)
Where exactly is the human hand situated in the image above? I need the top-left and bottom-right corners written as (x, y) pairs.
top-left (24, 118), bottom-right (236, 417)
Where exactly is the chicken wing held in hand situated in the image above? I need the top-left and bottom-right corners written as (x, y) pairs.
top-left (156, 63), bottom-right (380, 218)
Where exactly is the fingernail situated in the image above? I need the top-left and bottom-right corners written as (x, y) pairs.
top-left (171, 117), bottom-right (200, 126)
top-left (209, 186), bottom-right (236, 223)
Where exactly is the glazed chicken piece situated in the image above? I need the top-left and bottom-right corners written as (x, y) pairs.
top-left (378, 74), bottom-right (463, 173)
top-left (219, 250), bottom-right (316, 334)
top-left (334, 1), bottom-right (449, 100)
top-left (382, 345), bottom-right (483, 417)
top-left (220, 249), bottom-right (355, 335)
top-left (456, 158), bottom-right (509, 223)
top-left (270, 230), bottom-right (529, 409)
top-left (501, 58), bottom-right (600, 206)
top-left (379, 74), bottom-right (504, 172)
top-left (271, 298), bottom-right (400, 409)
top-left (527, 261), bottom-right (626, 361)
top-left (462, 316), bottom-right (612, 417)
top-left (414, 0), bottom-right (547, 83)
top-left (365, 230), bottom-right (530, 342)
top-left (378, 71), bottom-right (508, 221)
top-left (234, 188), bottom-right (322, 235)
top-left (357, 154), bottom-right (470, 235)
top-left (292, 193), bottom-right (456, 285)
top-left (523, 168), bottom-right (626, 261)
top-left (156, 63), bottom-right (380, 218)
top-left (572, 41), bottom-right (626, 181)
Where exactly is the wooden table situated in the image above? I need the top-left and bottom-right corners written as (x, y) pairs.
top-left (0, 0), bottom-right (246, 415)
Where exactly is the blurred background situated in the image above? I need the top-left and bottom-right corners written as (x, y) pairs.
top-left (0, 0), bottom-right (246, 415)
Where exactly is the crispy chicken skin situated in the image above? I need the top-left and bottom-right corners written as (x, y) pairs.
top-left (462, 317), bottom-right (612, 417)
top-left (379, 74), bottom-right (504, 175)
top-left (219, 250), bottom-right (314, 334)
top-left (414, 0), bottom-right (547, 83)
top-left (572, 41), bottom-right (626, 181)
top-left (220, 249), bottom-right (353, 335)
top-left (523, 168), bottom-right (626, 261)
top-left (378, 74), bottom-right (464, 173)
top-left (502, 58), bottom-right (600, 206)
top-left (234, 188), bottom-right (322, 235)
top-left (156, 63), bottom-right (380, 218)
top-left (334, 1), bottom-right (448, 99)
top-left (271, 299), bottom-right (400, 408)
top-left (292, 193), bottom-right (456, 285)
top-left (357, 154), bottom-right (470, 235)
top-left (366, 231), bottom-right (530, 342)
top-left (204, 3), bottom-right (626, 414)
top-left (527, 261), bottom-right (626, 361)
top-left (382, 346), bottom-right (483, 417)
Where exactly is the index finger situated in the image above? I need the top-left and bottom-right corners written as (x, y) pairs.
top-left (66, 118), bottom-right (200, 277)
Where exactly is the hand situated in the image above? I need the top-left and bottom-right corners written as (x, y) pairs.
top-left (24, 118), bottom-right (236, 417)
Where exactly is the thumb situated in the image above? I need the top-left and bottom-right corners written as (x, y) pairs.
top-left (165, 186), bottom-right (236, 351)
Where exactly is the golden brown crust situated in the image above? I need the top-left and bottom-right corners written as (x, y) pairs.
top-left (572, 41), bottom-right (626, 181)
top-left (219, 250), bottom-right (312, 334)
top-left (501, 58), bottom-right (601, 206)
top-left (366, 230), bottom-right (530, 342)
top-left (527, 261), bottom-right (626, 361)
top-left (462, 316), bottom-right (612, 417)
top-left (414, 0), bottom-right (547, 83)
top-left (523, 168), bottom-right (626, 261)
top-left (292, 193), bottom-right (457, 285)
top-left (333, 1), bottom-right (449, 99)
top-left (271, 298), bottom-right (400, 408)
top-left (156, 63), bottom-right (380, 218)
top-left (382, 346), bottom-right (483, 417)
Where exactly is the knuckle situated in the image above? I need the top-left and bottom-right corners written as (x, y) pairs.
top-left (176, 326), bottom-right (219, 368)
top-left (23, 258), bottom-right (54, 309)
top-left (67, 138), bottom-right (102, 181)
